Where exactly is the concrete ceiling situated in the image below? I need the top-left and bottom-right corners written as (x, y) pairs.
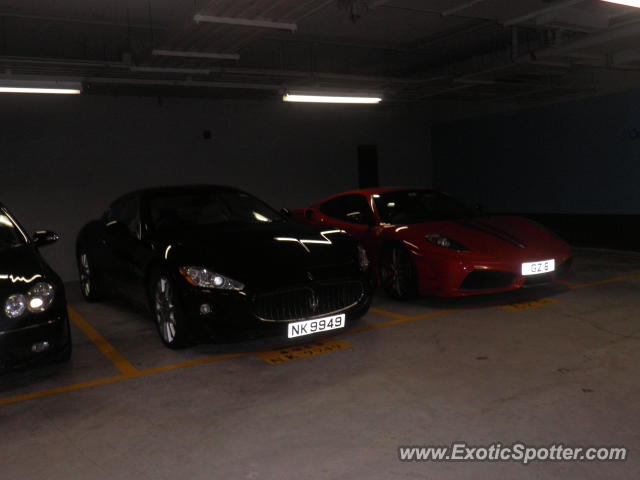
top-left (2, 0), bottom-right (640, 105)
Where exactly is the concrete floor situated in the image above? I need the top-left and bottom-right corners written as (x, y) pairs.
top-left (1, 248), bottom-right (639, 479)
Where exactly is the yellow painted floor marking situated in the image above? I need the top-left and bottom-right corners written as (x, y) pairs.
top-left (0, 352), bottom-right (249, 407)
top-left (498, 298), bottom-right (561, 312)
top-left (141, 353), bottom-right (248, 376)
top-left (3, 270), bottom-right (640, 407)
top-left (569, 273), bottom-right (640, 291)
top-left (67, 306), bottom-right (140, 377)
top-left (0, 375), bottom-right (126, 407)
top-left (346, 309), bottom-right (459, 334)
top-left (256, 339), bottom-right (352, 365)
top-left (369, 307), bottom-right (409, 321)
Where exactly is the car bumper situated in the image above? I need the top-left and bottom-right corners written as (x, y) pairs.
top-left (0, 312), bottom-right (70, 369)
top-left (414, 251), bottom-right (574, 297)
top-left (175, 276), bottom-right (373, 339)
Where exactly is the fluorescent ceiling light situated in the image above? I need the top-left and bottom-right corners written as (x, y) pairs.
top-left (0, 80), bottom-right (81, 95)
top-left (283, 94), bottom-right (382, 104)
top-left (0, 87), bottom-right (81, 94)
top-left (601, 0), bottom-right (640, 7)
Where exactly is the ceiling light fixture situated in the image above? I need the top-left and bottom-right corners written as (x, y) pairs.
top-left (283, 93), bottom-right (382, 104)
top-left (601, 0), bottom-right (640, 7)
top-left (0, 80), bottom-right (81, 95)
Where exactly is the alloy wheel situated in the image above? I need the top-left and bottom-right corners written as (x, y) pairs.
top-left (154, 277), bottom-right (177, 344)
top-left (79, 253), bottom-right (91, 297)
top-left (381, 247), bottom-right (414, 298)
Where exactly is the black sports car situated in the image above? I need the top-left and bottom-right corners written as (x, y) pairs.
top-left (0, 203), bottom-right (71, 369)
top-left (76, 185), bottom-right (372, 348)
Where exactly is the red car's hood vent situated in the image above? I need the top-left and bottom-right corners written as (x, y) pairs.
top-left (453, 219), bottom-right (527, 249)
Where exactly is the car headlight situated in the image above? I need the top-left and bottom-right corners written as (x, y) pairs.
top-left (4, 294), bottom-right (27, 319)
top-left (3, 281), bottom-right (55, 319)
top-left (27, 282), bottom-right (55, 312)
top-left (180, 266), bottom-right (244, 291)
top-left (425, 234), bottom-right (469, 252)
top-left (357, 245), bottom-right (370, 270)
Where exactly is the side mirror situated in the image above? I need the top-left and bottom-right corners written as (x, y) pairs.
top-left (33, 230), bottom-right (60, 247)
top-left (280, 208), bottom-right (292, 220)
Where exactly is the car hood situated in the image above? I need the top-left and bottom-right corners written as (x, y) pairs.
top-left (394, 215), bottom-right (570, 260)
top-left (0, 245), bottom-right (47, 294)
top-left (155, 222), bottom-right (359, 286)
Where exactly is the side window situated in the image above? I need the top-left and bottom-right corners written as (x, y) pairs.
top-left (320, 195), bottom-right (374, 225)
top-left (109, 197), bottom-right (140, 239)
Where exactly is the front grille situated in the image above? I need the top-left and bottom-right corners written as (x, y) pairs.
top-left (252, 281), bottom-right (365, 322)
top-left (460, 271), bottom-right (516, 291)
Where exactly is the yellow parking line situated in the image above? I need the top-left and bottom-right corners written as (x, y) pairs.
top-left (369, 307), bottom-right (410, 321)
top-left (498, 298), bottom-right (561, 312)
top-left (0, 375), bottom-right (127, 407)
top-left (4, 270), bottom-right (640, 407)
top-left (140, 353), bottom-right (248, 376)
top-left (569, 273), bottom-right (640, 290)
top-left (0, 352), bottom-right (248, 407)
top-left (347, 309), bottom-right (459, 334)
top-left (68, 307), bottom-right (140, 377)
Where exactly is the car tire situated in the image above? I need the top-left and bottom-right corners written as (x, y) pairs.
top-left (77, 250), bottom-right (103, 302)
top-left (380, 245), bottom-right (418, 300)
top-left (149, 272), bottom-right (190, 349)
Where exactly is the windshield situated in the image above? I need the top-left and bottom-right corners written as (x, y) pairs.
top-left (373, 190), bottom-right (476, 224)
top-left (148, 190), bottom-right (283, 230)
top-left (0, 212), bottom-right (26, 250)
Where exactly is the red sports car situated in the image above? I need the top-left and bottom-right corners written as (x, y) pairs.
top-left (293, 188), bottom-right (573, 299)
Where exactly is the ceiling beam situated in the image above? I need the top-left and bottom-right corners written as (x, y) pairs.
top-left (527, 19), bottom-right (640, 58)
top-left (193, 14), bottom-right (297, 32)
top-left (504, 0), bottom-right (586, 26)
top-left (442, 0), bottom-right (490, 17)
top-left (0, 11), bottom-right (167, 30)
top-left (152, 49), bottom-right (240, 61)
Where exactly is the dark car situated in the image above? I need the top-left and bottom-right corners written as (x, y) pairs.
top-left (76, 185), bottom-right (372, 349)
top-left (0, 203), bottom-right (71, 369)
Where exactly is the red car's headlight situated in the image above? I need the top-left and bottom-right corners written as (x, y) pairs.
top-left (425, 234), bottom-right (469, 252)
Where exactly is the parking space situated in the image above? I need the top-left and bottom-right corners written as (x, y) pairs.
top-left (1, 249), bottom-right (639, 478)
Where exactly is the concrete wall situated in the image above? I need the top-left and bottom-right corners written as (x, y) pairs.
top-left (0, 94), bottom-right (431, 280)
top-left (432, 90), bottom-right (640, 215)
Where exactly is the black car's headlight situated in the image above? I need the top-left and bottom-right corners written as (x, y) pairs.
top-left (179, 266), bottom-right (245, 291)
top-left (4, 281), bottom-right (55, 319)
top-left (357, 245), bottom-right (370, 271)
top-left (425, 234), bottom-right (469, 252)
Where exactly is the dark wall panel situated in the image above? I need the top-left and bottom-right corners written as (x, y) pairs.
top-left (0, 95), bottom-right (430, 280)
top-left (433, 90), bottom-right (640, 215)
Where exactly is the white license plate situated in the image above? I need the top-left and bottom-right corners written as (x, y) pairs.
top-left (288, 314), bottom-right (345, 338)
top-left (522, 259), bottom-right (555, 276)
